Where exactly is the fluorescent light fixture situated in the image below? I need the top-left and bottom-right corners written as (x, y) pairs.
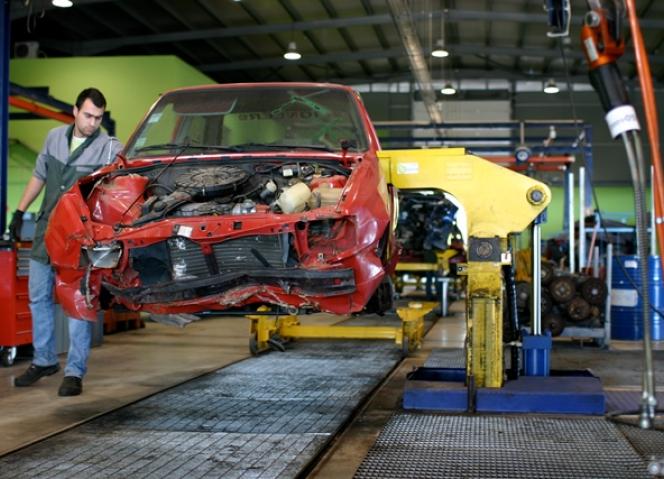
top-left (283, 41), bottom-right (301, 61)
top-left (441, 82), bottom-right (456, 95)
top-left (543, 78), bottom-right (560, 94)
top-left (431, 39), bottom-right (449, 58)
top-left (52, 0), bottom-right (73, 7)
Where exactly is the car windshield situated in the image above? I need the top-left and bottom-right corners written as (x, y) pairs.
top-left (125, 86), bottom-right (369, 157)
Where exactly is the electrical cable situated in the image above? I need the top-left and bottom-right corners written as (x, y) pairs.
top-left (558, 39), bottom-right (664, 321)
top-left (558, 39), bottom-right (662, 429)
top-left (119, 144), bottom-right (192, 225)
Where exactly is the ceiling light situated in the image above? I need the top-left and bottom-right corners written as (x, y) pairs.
top-left (431, 39), bottom-right (449, 58)
top-left (283, 41), bottom-right (301, 61)
top-left (52, 0), bottom-right (73, 7)
top-left (441, 82), bottom-right (456, 95)
top-left (543, 78), bottom-right (560, 94)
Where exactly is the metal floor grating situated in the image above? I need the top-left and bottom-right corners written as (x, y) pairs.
top-left (617, 423), bottom-right (664, 461)
top-left (354, 413), bottom-right (652, 479)
top-left (605, 390), bottom-right (664, 414)
top-left (423, 348), bottom-right (465, 369)
top-left (0, 339), bottom-right (401, 479)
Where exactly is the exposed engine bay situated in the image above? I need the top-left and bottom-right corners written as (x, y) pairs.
top-left (396, 191), bottom-right (461, 261)
top-left (86, 159), bottom-right (352, 227)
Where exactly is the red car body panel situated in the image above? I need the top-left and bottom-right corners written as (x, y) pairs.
top-left (46, 83), bottom-right (397, 321)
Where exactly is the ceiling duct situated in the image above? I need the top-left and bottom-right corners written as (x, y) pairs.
top-left (387, 0), bottom-right (443, 125)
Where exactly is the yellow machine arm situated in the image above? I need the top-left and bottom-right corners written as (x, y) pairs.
top-left (378, 148), bottom-right (551, 388)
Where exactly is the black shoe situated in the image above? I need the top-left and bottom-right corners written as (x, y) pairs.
top-left (14, 363), bottom-right (60, 387)
top-left (58, 376), bottom-right (83, 397)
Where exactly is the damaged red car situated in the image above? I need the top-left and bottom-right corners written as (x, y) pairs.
top-left (46, 83), bottom-right (398, 321)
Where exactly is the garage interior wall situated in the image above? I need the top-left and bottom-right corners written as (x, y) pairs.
top-left (6, 55), bottom-right (215, 221)
top-left (5, 69), bottom-right (658, 241)
top-left (361, 89), bottom-right (659, 241)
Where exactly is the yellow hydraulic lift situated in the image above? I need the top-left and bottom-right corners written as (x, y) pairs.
top-left (379, 148), bottom-right (550, 388)
top-left (247, 148), bottom-right (550, 387)
top-left (247, 301), bottom-right (437, 357)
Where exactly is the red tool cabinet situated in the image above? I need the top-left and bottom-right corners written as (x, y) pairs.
top-left (0, 241), bottom-right (32, 366)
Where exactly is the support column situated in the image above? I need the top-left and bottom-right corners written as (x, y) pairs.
top-left (1, 0), bottom-right (10, 232)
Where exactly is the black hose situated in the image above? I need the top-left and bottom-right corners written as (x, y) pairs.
top-left (502, 263), bottom-right (520, 381)
top-left (621, 129), bottom-right (657, 428)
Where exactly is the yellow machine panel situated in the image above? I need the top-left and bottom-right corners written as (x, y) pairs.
top-left (379, 148), bottom-right (551, 387)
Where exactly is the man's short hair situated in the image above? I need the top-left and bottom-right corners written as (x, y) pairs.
top-left (76, 88), bottom-right (106, 110)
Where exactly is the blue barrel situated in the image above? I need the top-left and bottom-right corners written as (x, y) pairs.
top-left (611, 255), bottom-right (663, 340)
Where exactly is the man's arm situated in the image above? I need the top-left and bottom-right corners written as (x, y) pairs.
top-left (16, 176), bottom-right (45, 212)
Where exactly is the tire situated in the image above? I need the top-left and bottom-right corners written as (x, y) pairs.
top-left (541, 290), bottom-right (553, 315)
top-left (549, 276), bottom-right (576, 304)
top-left (268, 336), bottom-right (286, 352)
top-left (542, 313), bottom-right (565, 337)
top-left (566, 296), bottom-right (591, 322)
top-left (1, 347), bottom-right (16, 367)
top-left (580, 277), bottom-right (608, 306)
top-left (541, 261), bottom-right (555, 286)
top-left (515, 281), bottom-right (530, 311)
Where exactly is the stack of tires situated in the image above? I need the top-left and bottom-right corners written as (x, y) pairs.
top-left (515, 261), bottom-right (608, 337)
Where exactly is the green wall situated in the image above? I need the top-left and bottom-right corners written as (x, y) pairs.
top-left (541, 185), bottom-right (644, 239)
top-left (7, 140), bottom-right (39, 217)
top-left (7, 55), bottom-right (214, 215)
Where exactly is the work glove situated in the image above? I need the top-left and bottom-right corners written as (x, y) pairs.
top-left (8, 209), bottom-right (24, 241)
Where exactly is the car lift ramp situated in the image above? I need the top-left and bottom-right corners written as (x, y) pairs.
top-left (0, 338), bottom-right (402, 478)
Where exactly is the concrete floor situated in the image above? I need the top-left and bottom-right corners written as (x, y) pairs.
top-left (0, 316), bottom-right (251, 456)
top-left (1, 302), bottom-right (663, 477)
top-left (0, 311), bottom-right (349, 458)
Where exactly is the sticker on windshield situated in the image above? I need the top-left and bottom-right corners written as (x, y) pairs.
top-left (134, 137), bottom-right (146, 148)
top-left (147, 112), bottom-right (163, 123)
top-left (237, 111), bottom-right (321, 120)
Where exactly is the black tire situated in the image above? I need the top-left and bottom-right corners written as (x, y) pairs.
top-left (364, 276), bottom-right (395, 315)
top-left (542, 313), bottom-right (566, 337)
top-left (566, 296), bottom-right (591, 322)
top-left (268, 337), bottom-right (286, 352)
top-left (1, 348), bottom-right (15, 367)
top-left (541, 261), bottom-right (555, 286)
top-left (549, 276), bottom-right (576, 304)
top-left (515, 281), bottom-right (530, 311)
top-left (541, 290), bottom-right (553, 315)
top-left (580, 277), bottom-right (608, 306)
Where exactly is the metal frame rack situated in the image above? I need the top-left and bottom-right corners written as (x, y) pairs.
top-left (377, 121), bottom-right (614, 347)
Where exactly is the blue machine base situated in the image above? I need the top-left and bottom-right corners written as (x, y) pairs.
top-left (403, 367), bottom-right (468, 411)
top-left (403, 367), bottom-right (605, 415)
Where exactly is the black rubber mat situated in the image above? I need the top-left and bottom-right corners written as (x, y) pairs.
top-left (0, 339), bottom-right (401, 478)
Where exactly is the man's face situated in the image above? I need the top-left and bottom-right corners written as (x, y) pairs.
top-left (73, 98), bottom-right (104, 138)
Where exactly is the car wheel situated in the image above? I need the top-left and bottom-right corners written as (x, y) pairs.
top-left (1, 347), bottom-right (16, 367)
top-left (268, 336), bottom-right (286, 352)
